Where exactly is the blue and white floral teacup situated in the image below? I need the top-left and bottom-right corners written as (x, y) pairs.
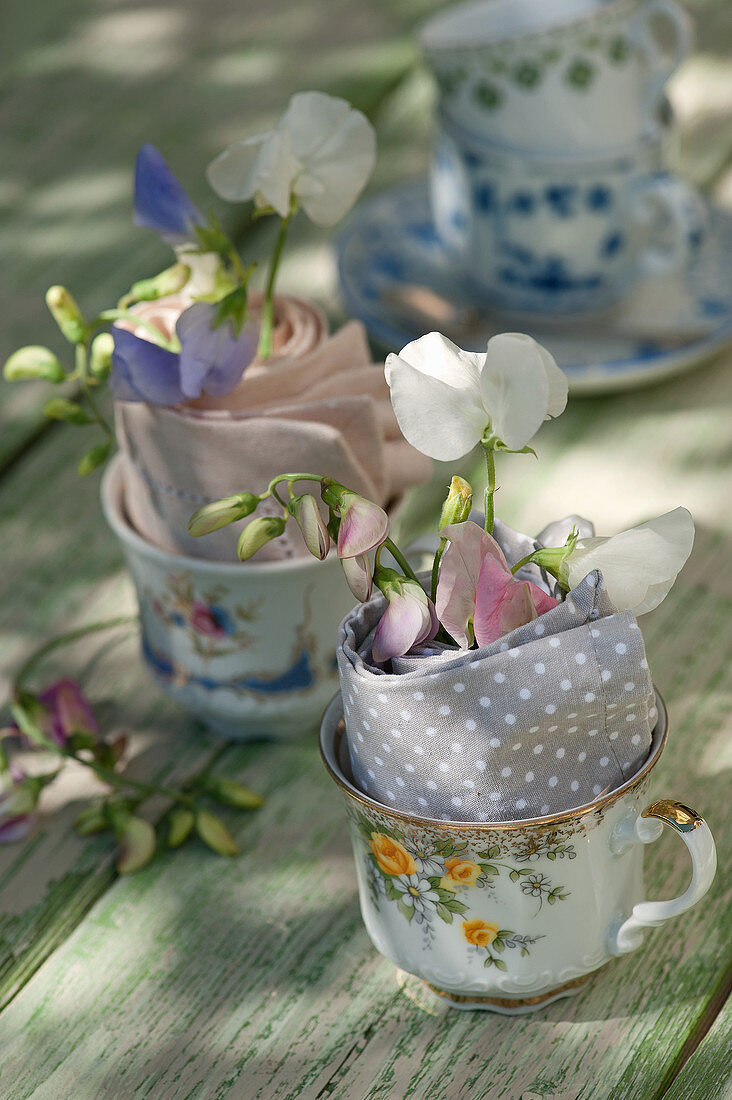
top-left (102, 454), bottom-right (357, 740)
top-left (420, 0), bottom-right (692, 157)
top-left (320, 691), bottom-right (716, 1013)
top-left (431, 120), bottom-right (706, 314)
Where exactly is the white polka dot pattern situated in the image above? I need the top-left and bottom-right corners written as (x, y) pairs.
top-left (336, 520), bottom-right (655, 824)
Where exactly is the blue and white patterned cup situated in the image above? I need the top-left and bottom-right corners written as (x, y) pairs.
top-left (420, 0), bottom-right (693, 157)
top-left (431, 119), bottom-right (706, 314)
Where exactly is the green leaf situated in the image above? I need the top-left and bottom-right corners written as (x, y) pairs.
top-left (167, 807), bottom-right (195, 848)
top-left (213, 274), bottom-right (255, 337)
top-left (201, 775), bottom-right (263, 811)
top-left (493, 939), bottom-right (505, 953)
top-left (383, 878), bottom-right (401, 901)
top-left (521, 947), bottom-right (529, 957)
top-left (547, 851), bottom-right (556, 861)
top-left (488, 845), bottom-right (501, 859)
top-left (483, 957), bottom-right (495, 968)
top-left (195, 809), bottom-right (238, 857)
top-left (444, 898), bottom-right (468, 914)
top-left (509, 869), bottom-right (519, 882)
top-left (116, 816), bottom-right (156, 873)
top-left (9, 702), bottom-right (55, 751)
top-left (77, 442), bottom-right (111, 476)
top-left (547, 894), bottom-right (556, 905)
top-left (518, 868), bottom-right (534, 876)
top-left (481, 863), bottom-right (499, 876)
top-left (493, 958), bottom-right (508, 971)
top-left (435, 902), bottom-right (453, 924)
top-left (397, 899), bottom-right (415, 922)
top-left (44, 398), bottom-right (92, 425)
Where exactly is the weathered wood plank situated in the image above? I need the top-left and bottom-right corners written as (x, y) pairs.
top-left (0, 530), bottom-right (729, 1099)
top-left (661, 993), bottom-right (732, 1100)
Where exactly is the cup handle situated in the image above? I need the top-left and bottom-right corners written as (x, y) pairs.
top-left (609, 799), bottom-right (717, 956)
top-left (632, 0), bottom-right (694, 134)
top-left (630, 172), bottom-right (707, 279)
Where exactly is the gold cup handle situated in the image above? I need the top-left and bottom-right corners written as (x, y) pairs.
top-left (609, 799), bottom-right (717, 956)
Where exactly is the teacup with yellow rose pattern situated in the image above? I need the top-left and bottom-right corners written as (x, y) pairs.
top-left (321, 692), bottom-right (717, 1014)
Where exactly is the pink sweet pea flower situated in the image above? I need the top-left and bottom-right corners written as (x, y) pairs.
top-left (474, 555), bottom-right (557, 645)
top-left (436, 521), bottom-right (557, 647)
top-left (341, 552), bottom-right (373, 602)
top-left (37, 680), bottom-right (98, 748)
top-left (372, 574), bottom-right (439, 664)
top-left (336, 491), bottom-right (389, 559)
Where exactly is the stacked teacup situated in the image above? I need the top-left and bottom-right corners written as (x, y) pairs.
top-left (421, 0), bottom-right (705, 316)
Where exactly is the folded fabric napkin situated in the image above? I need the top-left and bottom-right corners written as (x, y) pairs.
top-left (114, 296), bottom-right (432, 561)
top-left (336, 519), bottom-right (656, 822)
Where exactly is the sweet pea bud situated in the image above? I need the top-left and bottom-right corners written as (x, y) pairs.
top-left (115, 815), bottom-right (156, 873)
top-left (167, 807), bottom-right (195, 848)
top-left (289, 494), bottom-right (330, 560)
top-left (130, 261), bottom-right (191, 302)
top-left (78, 442), bottom-right (111, 476)
top-left (321, 479), bottom-right (389, 558)
top-left (89, 332), bottom-right (114, 380)
top-left (73, 803), bottom-right (110, 836)
top-left (3, 345), bottom-right (66, 383)
top-left (341, 552), bottom-right (373, 602)
top-left (236, 515), bottom-right (287, 561)
top-left (43, 398), bottom-right (92, 424)
top-left (45, 286), bottom-right (87, 344)
top-left (201, 775), bottom-right (264, 810)
top-left (189, 493), bottom-right (260, 537)
top-left (439, 476), bottom-right (473, 528)
top-left (195, 809), bottom-right (238, 857)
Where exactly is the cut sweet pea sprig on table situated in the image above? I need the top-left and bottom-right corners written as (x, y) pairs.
top-left (2, 91), bottom-right (376, 474)
top-left (189, 330), bottom-right (696, 662)
top-left (3, 619), bottom-right (263, 869)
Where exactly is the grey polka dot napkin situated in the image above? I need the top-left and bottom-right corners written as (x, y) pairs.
top-left (335, 519), bottom-right (655, 822)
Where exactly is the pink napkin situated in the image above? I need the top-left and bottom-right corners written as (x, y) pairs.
top-left (114, 296), bottom-right (432, 561)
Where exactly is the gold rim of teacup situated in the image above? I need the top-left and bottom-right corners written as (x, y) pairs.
top-left (319, 688), bottom-right (667, 831)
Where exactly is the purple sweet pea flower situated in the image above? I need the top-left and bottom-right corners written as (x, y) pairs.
top-left (372, 573), bottom-right (438, 664)
top-left (177, 302), bottom-right (259, 399)
top-left (111, 327), bottom-right (187, 406)
top-left (134, 144), bottom-right (205, 245)
top-left (111, 302), bottom-right (258, 407)
top-left (37, 679), bottom-right (98, 748)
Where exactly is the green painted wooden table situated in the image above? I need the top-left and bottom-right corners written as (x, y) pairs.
top-left (1, 1), bottom-right (731, 1097)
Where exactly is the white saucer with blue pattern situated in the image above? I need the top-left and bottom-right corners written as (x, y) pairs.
top-left (335, 178), bottom-right (732, 394)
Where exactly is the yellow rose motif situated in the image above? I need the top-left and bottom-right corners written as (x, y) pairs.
top-left (441, 857), bottom-right (481, 889)
top-left (370, 832), bottom-right (417, 877)
top-left (462, 918), bottom-right (501, 947)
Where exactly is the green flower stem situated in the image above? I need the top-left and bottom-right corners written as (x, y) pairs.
top-left (75, 342), bottom-right (114, 442)
top-left (383, 537), bottom-right (419, 584)
top-left (69, 752), bottom-right (192, 807)
top-left (510, 551), bottom-right (538, 576)
top-left (431, 537), bottom-right (447, 602)
top-left (95, 309), bottom-right (177, 350)
top-left (258, 214), bottom-right (291, 360)
top-left (13, 615), bottom-right (139, 696)
top-left (483, 446), bottom-right (496, 535)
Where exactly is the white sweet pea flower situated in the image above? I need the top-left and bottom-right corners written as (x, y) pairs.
top-left (206, 91), bottom-right (376, 227)
top-left (565, 507), bottom-right (695, 614)
top-left (384, 332), bottom-right (567, 461)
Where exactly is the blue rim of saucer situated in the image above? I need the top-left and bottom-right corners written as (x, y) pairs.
top-left (335, 177), bottom-right (732, 394)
